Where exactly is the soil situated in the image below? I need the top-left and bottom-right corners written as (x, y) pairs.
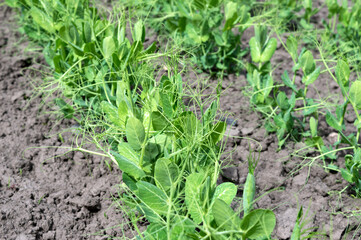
top-left (1, 1), bottom-right (361, 240)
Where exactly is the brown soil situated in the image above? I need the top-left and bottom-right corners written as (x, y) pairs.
top-left (1, 1), bottom-right (361, 240)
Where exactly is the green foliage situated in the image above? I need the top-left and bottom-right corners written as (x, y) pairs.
top-left (122, 0), bottom-right (251, 74)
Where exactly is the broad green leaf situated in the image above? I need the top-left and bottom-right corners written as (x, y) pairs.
top-left (210, 121), bottom-right (226, 144)
top-left (249, 37), bottom-right (261, 63)
top-left (349, 81), bottom-right (361, 110)
top-left (185, 172), bottom-right (206, 224)
top-left (212, 198), bottom-right (242, 231)
top-left (111, 145), bottom-right (145, 179)
top-left (154, 158), bottom-right (179, 192)
top-left (126, 117), bottom-right (145, 151)
top-left (286, 35), bottom-right (298, 60)
top-left (133, 20), bottom-right (145, 42)
top-left (144, 223), bottom-right (167, 239)
top-left (302, 66), bottom-right (320, 86)
top-left (276, 92), bottom-right (290, 110)
top-left (122, 172), bottom-right (137, 192)
top-left (224, 2), bottom-right (238, 31)
top-left (260, 38), bottom-right (277, 62)
top-left (136, 181), bottom-right (168, 215)
top-left (336, 59), bottom-right (350, 87)
top-left (151, 111), bottom-right (169, 131)
top-left (212, 182), bottom-right (237, 205)
top-left (240, 209), bottom-right (276, 239)
top-left (341, 168), bottom-right (354, 183)
top-left (103, 36), bottom-right (116, 59)
top-left (310, 116), bottom-right (317, 137)
top-left (29, 7), bottom-right (54, 33)
top-left (299, 50), bottom-right (315, 75)
top-left (170, 216), bottom-right (196, 238)
top-left (101, 101), bottom-right (125, 128)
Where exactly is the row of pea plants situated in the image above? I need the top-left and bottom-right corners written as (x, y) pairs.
top-left (246, 17), bottom-right (361, 197)
top-left (6, 0), bottom-right (278, 239)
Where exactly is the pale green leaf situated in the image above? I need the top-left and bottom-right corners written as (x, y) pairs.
top-left (212, 182), bottom-right (237, 205)
top-left (185, 172), bottom-right (206, 224)
top-left (212, 199), bottom-right (242, 231)
top-left (137, 181), bottom-right (168, 215)
top-left (240, 209), bottom-right (276, 239)
top-left (154, 158), bottom-right (179, 192)
top-left (349, 81), bottom-right (361, 110)
top-left (260, 38), bottom-right (277, 62)
top-left (126, 117), bottom-right (145, 151)
top-left (103, 36), bottom-right (116, 59)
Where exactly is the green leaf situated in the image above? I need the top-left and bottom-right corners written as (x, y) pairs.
top-left (249, 37), bottom-right (261, 63)
top-left (281, 70), bottom-right (298, 92)
top-left (224, 2), bottom-right (238, 31)
top-left (243, 173), bottom-right (255, 215)
top-left (349, 81), bottom-right (361, 110)
top-left (210, 121), bottom-right (226, 144)
top-left (126, 117), bottom-right (145, 151)
top-left (325, 112), bottom-right (341, 132)
top-left (154, 158), bottom-right (179, 192)
top-left (302, 66), bottom-right (320, 86)
top-left (276, 92), bottom-right (290, 110)
top-left (111, 144), bottom-right (145, 179)
top-left (299, 50), bottom-right (315, 75)
top-left (286, 35), bottom-right (298, 60)
top-left (310, 116), bottom-right (317, 137)
top-left (341, 168), bottom-right (354, 183)
top-left (29, 7), bottom-right (54, 33)
top-left (240, 209), bottom-right (276, 239)
top-left (151, 111), bottom-right (169, 131)
top-left (122, 172), bottom-right (138, 192)
top-left (144, 223), bottom-right (167, 239)
top-left (212, 182), bottom-right (237, 205)
top-left (136, 181), bottom-right (168, 215)
top-left (101, 101), bottom-right (125, 128)
top-left (185, 172), bottom-right (206, 224)
top-left (336, 59), bottom-right (350, 87)
top-left (212, 198), bottom-right (242, 231)
top-left (103, 36), bottom-right (116, 59)
top-left (260, 38), bottom-right (277, 62)
top-left (291, 207), bottom-right (303, 240)
top-left (133, 20), bottom-right (145, 42)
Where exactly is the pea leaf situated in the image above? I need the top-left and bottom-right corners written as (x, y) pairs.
top-left (302, 66), bottom-right (320, 86)
top-left (260, 38), bottom-right (277, 62)
top-left (240, 209), bottom-right (276, 239)
top-left (212, 182), bottom-right (237, 205)
top-left (126, 117), bottom-right (145, 151)
top-left (101, 101), bottom-right (125, 128)
top-left (299, 50), bottom-right (315, 75)
top-left (185, 172), bottom-right (206, 224)
top-left (286, 35), bottom-right (298, 60)
top-left (210, 121), bottom-right (226, 144)
top-left (29, 7), bottom-right (54, 33)
top-left (133, 20), bottom-right (145, 42)
top-left (281, 70), bottom-right (298, 92)
top-left (249, 37), bottom-right (261, 63)
top-left (224, 2), bottom-right (238, 31)
top-left (103, 36), bottom-right (116, 59)
top-left (136, 181), bottom-right (168, 216)
top-left (336, 59), bottom-right (350, 87)
top-left (111, 144), bottom-right (145, 179)
top-left (154, 158), bottom-right (179, 192)
top-left (212, 198), bottom-right (242, 231)
top-left (349, 81), bottom-right (361, 110)
top-left (310, 116), bottom-right (317, 137)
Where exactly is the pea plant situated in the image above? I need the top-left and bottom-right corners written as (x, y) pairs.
top-left (122, 0), bottom-right (251, 74)
top-left (247, 28), bottom-right (325, 149)
top-left (7, 0), bottom-right (278, 238)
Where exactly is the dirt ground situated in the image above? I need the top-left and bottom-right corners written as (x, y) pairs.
top-left (1, 1), bottom-right (361, 240)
